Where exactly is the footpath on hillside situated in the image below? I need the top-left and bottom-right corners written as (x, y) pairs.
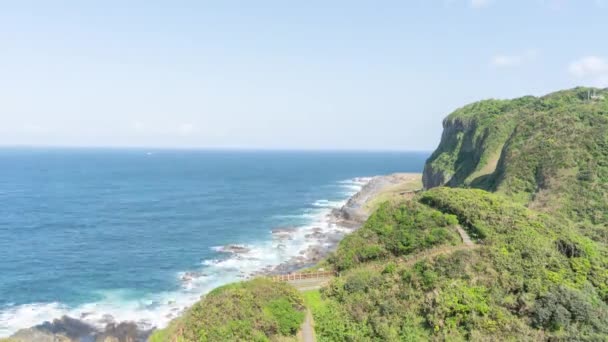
top-left (298, 310), bottom-right (316, 342)
top-left (291, 225), bottom-right (477, 342)
top-left (397, 225), bottom-right (477, 267)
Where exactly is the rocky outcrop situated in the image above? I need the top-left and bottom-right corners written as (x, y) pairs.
top-left (339, 173), bottom-right (420, 222)
top-left (423, 117), bottom-right (463, 189)
top-left (214, 244), bottom-right (251, 254)
top-left (423, 87), bottom-right (608, 225)
top-left (9, 316), bottom-right (151, 342)
top-left (422, 99), bottom-right (519, 190)
top-left (422, 162), bottom-right (448, 190)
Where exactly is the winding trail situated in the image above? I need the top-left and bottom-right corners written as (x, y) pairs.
top-left (290, 225), bottom-right (476, 342)
top-left (398, 225), bottom-right (477, 266)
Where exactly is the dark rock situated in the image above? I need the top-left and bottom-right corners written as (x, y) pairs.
top-left (305, 231), bottom-right (326, 239)
top-left (10, 315), bottom-right (153, 342)
top-left (96, 321), bottom-right (152, 342)
top-left (271, 227), bottom-right (297, 234)
top-left (215, 244), bottom-right (251, 254)
top-left (180, 271), bottom-right (203, 283)
top-left (37, 316), bottom-right (96, 340)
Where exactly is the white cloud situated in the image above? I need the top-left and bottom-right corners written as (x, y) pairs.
top-left (569, 56), bottom-right (608, 77)
top-left (490, 49), bottom-right (539, 68)
top-left (470, 0), bottom-right (491, 8)
top-left (569, 56), bottom-right (608, 87)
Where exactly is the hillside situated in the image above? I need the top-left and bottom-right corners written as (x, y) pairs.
top-left (312, 188), bottom-right (608, 341)
top-left (148, 88), bottom-right (608, 341)
top-left (150, 279), bottom-right (305, 341)
top-left (307, 88), bottom-right (608, 341)
top-left (423, 88), bottom-right (608, 234)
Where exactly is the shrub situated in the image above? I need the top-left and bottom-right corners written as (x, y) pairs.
top-left (152, 278), bottom-right (305, 341)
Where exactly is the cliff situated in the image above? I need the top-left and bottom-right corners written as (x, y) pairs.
top-left (424, 87), bottom-right (608, 228)
top-left (147, 87), bottom-right (608, 341)
top-left (307, 88), bottom-right (608, 341)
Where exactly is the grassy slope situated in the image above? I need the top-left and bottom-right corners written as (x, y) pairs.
top-left (149, 278), bottom-right (305, 342)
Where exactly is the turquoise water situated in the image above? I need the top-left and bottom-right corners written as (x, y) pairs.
top-left (0, 148), bottom-right (427, 335)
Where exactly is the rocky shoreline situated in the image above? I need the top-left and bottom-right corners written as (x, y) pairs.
top-left (254, 173), bottom-right (421, 276)
top-left (9, 316), bottom-right (152, 342)
top-left (7, 173), bottom-right (419, 342)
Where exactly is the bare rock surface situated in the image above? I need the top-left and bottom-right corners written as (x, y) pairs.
top-left (10, 316), bottom-right (152, 342)
top-left (214, 244), bottom-right (251, 254)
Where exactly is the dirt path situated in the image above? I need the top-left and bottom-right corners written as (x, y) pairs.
top-left (298, 310), bottom-right (316, 342)
top-left (456, 225), bottom-right (474, 246)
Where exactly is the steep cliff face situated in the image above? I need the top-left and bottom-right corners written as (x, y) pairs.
top-left (423, 97), bottom-right (523, 189)
top-left (423, 87), bottom-right (608, 227)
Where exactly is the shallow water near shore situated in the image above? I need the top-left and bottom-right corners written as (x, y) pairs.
top-left (0, 148), bottom-right (427, 336)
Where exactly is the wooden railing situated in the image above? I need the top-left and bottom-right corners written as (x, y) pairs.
top-left (270, 270), bottom-right (336, 282)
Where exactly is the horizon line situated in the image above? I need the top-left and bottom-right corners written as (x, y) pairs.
top-left (0, 144), bottom-right (432, 154)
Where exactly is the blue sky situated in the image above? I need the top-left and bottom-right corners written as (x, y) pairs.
top-left (0, 0), bottom-right (607, 150)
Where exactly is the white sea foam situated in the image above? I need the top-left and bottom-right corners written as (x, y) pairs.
top-left (338, 177), bottom-right (372, 195)
top-left (311, 199), bottom-right (345, 208)
top-left (0, 177), bottom-right (371, 337)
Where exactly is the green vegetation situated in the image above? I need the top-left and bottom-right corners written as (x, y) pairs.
top-left (313, 188), bottom-right (608, 341)
top-left (363, 174), bottom-right (422, 213)
top-left (329, 200), bottom-right (460, 271)
top-left (424, 88), bottom-right (608, 232)
top-left (148, 88), bottom-right (608, 341)
top-left (150, 278), bottom-right (305, 342)
top-left (309, 88), bottom-right (608, 341)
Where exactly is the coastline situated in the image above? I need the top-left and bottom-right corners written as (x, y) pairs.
top-left (258, 173), bottom-right (422, 275)
top-left (7, 173), bottom-right (422, 342)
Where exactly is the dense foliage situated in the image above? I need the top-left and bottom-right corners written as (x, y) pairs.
top-left (424, 88), bottom-right (608, 231)
top-left (150, 278), bottom-right (305, 342)
top-left (314, 89), bottom-right (608, 340)
top-left (313, 188), bottom-right (608, 341)
top-left (329, 200), bottom-right (460, 271)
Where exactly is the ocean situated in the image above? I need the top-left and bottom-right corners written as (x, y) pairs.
top-left (0, 148), bottom-right (427, 336)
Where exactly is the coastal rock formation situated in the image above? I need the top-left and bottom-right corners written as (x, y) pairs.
top-left (180, 271), bottom-right (207, 284)
top-left (213, 244), bottom-right (251, 254)
top-left (261, 173), bottom-right (422, 276)
top-left (9, 316), bottom-right (151, 342)
top-left (422, 87), bottom-right (608, 225)
top-left (271, 227), bottom-right (297, 240)
top-left (339, 173), bottom-right (421, 223)
top-left (271, 227), bottom-right (297, 234)
top-left (10, 316), bottom-right (94, 342)
top-left (422, 99), bottom-right (519, 189)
